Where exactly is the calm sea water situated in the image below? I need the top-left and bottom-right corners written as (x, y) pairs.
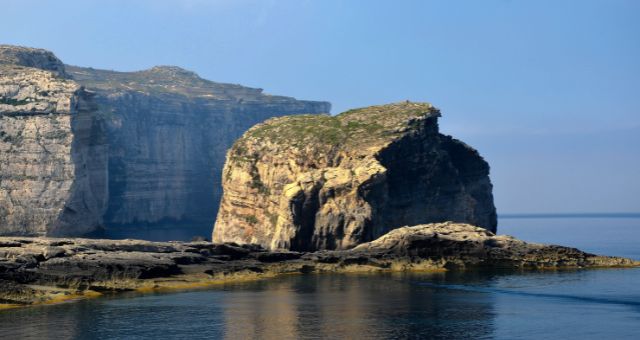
top-left (1, 217), bottom-right (639, 340)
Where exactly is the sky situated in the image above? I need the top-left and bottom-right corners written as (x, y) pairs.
top-left (1, 0), bottom-right (638, 214)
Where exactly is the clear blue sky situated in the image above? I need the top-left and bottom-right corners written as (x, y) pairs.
top-left (2, 0), bottom-right (638, 214)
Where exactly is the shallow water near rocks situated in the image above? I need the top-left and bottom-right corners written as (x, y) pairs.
top-left (1, 217), bottom-right (639, 340)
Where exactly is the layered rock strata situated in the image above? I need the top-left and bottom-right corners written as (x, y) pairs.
top-left (1, 44), bottom-right (330, 238)
top-left (0, 48), bottom-right (108, 236)
top-left (214, 102), bottom-right (497, 250)
top-left (66, 65), bottom-right (330, 237)
top-left (0, 223), bottom-right (637, 307)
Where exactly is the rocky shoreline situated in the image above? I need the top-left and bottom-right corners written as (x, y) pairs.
top-left (1, 222), bottom-right (637, 308)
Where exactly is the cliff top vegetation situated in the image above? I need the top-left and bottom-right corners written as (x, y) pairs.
top-left (235, 101), bottom-right (439, 151)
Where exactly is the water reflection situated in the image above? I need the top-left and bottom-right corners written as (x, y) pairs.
top-left (0, 272), bottom-right (497, 339)
top-left (219, 272), bottom-right (496, 339)
top-left (2, 269), bottom-right (638, 339)
top-left (0, 301), bottom-right (84, 339)
top-left (3, 217), bottom-right (639, 339)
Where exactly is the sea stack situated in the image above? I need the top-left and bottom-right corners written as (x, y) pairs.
top-left (213, 102), bottom-right (497, 250)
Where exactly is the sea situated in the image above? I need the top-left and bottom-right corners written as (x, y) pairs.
top-left (1, 215), bottom-right (639, 339)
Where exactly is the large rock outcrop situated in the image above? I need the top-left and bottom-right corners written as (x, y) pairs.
top-left (0, 46), bottom-right (108, 236)
top-left (0, 45), bottom-right (67, 78)
top-left (214, 102), bottom-right (497, 251)
top-left (66, 65), bottom-right (330, 237)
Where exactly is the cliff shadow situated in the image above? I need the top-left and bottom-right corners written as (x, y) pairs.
top-left (50, 89), bottom-right (109, 236)
top-left (364, 116), bottom-right (497, 242)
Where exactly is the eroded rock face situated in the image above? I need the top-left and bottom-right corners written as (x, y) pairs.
top-left (0, 52), bottom-right (108, 236)
top-left (214, 102), bottom-right (497, 251)
top-left (66, 65), bottom-right (330, 237)
top-left (1, 44), bottom-right (330, 238)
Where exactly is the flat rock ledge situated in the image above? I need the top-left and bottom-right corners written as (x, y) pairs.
top-left (1, 222), bottom-right (637, 307)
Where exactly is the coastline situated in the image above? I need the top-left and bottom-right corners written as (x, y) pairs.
top-left (2, 264), bottom-right (637, 312)
top-left (1, 223), bottom-right (638, 310)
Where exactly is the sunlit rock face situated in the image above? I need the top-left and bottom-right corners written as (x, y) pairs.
top-left (0, 45), bottom-right (68, 78)
top-left (66, 65), bottom-right (330, 237)
top-left (1, 44), bottom-right (329, 238)
top-left (213, 102), bottom-right (497, 251)
top-left (0, 46), bottom-right (108, 236)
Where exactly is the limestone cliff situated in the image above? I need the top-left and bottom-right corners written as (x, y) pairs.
top-left (0, 45), bottom-right (67, 78)
top-left (66, 65), bottom-right (330, 237)
top-left (0, 47), bottom-right (108, 236)
top-left (214, 102), bottom-right (497, 251)
top-left (1, 44), bottom-right (329, 238)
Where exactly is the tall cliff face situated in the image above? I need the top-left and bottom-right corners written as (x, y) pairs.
top-left (66, 65), bottom-right (330, 237)
top-left (0, 50), bottom-right (108, 236)
top-left (1, 44), bottom-right (329, 238)
top-left (214, 102), bottom-right (497, 251)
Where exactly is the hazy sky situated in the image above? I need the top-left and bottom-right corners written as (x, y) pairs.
top-left (2, 0), bottom-right (638, 214)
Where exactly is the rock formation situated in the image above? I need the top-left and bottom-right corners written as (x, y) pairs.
top-left (66, 65), bottom-right (329, 237)
top-left (214, 102), bottom-right (497, 251)
top-left (1, 44), bottom-right (330, 238)
top-left (0, 46), bottom-right (108, 236)
top-left (1, 222), bottom-right (637, 307)
top-left (0, 45), bottom-right (67, 78)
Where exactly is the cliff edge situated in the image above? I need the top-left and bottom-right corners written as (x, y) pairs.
top-left (1, 44), bottom-right (330, 238)
top-left (0, 45), bottom-right (68, 78)
top-left (66, 64), bottom-right (330, 237)
top-left (0, 47), bottom-right (108, 236)
top-left (213, 102), bottom-right (497, 250)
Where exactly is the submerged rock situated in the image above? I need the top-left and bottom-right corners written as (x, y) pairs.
top-left (214, 102), bottom-right (497, 251)
top-left (2, 223), bottom-right (634, 307)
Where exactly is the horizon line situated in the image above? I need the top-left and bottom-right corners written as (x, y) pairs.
top-left (499, 212), bottom-right (640, 219)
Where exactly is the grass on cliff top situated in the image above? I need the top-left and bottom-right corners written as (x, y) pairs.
top-left (240, 101), bottom-right (438, 149)
top-left (65, 65), bottom-right (266, 100)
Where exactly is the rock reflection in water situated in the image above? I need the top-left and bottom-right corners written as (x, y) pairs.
top-left (0, 272), bottom-right (497, 339)
top-left (220, 273), bottom-right (495, 339)
top-left (0, 301), bottom-right (84, 339)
